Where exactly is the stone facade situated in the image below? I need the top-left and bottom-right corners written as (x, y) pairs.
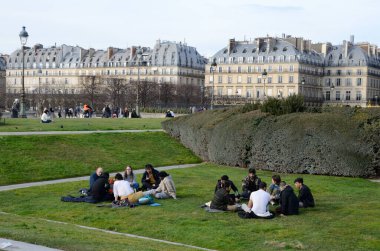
top-left (5, 40), bottom-right (206, 107)
top-left (206, 35), bottom-right (380, 107)
top-left (0, 55), bottom-right (7, 109)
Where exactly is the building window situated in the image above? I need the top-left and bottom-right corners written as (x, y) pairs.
top-left (238, 67), bottom-right (241, 73)
top-left (228, 76), bottom-right (232, 84)
top-left (289, 76), bottom-right (294, 83)
top-left (218, 76), bottom-right (222, 84)
top-left (278, 65), bottom-right (283, 72)
top-left (326, 91), bottom-right (331, 101)
top-left (356, 91), bottom-right (362, 100)
top-left (346, 78), bottom-right (352, 86)
top-left (256, 90), bottom-right (260, 98)
top-left (217, 87), bottom-right (223, 96)
top-left (268, 66), bottom-right (272, 72)
top-left (357, 78), bottom-right (362, 86)
top-left (336, 91), bottom-right (341, 100)
top-left (246, 89), bottom-right (252, 98)
top-left (237, 76), bottom-right (242, 83)
top-left (258, 77), bottom-right (262, 84)
top-left (357, 69), bottom-right (362, 75)
top-left (247, 76), bottom-right (252, 84)
top-left (218, 67), bottom-right (222, 73)
top-left (248, 66), bottom-right (252, 73)
top-left (278, 75), bottom-right (283, 83)
top-left (346, 91), bottom-right (351, 100)
top-left (268, 77), bottom-right (272, 84)
top-left (289, 65), bottom-right (294, 72)
top-left (227, 67), bottom-right (231, 73)
top-left (336, 78), bottom-right (341, 86)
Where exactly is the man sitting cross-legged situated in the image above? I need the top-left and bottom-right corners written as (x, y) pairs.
top-left (210, 180), bottom-right (239, 212)
top-left (241, 182), bottom-right (275, 219)
top-left (113, 173), bottom-right (152, 203)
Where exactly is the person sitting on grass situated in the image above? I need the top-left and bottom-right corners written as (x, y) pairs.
top-left (267, 175), bottom-right (281, 205)
top-left (89, 167), bottom-right (103, 191)
top-left (141, 164), bottom-right (160, 191)
top-left (90, 172), bottom-right (112, 203)
top-left (152, 171), bottom-right (177, 199)
top-left (124, 165), bottom-right (139, 191)
top-left (241, 182), bottom-right (274, 219)
top-left (241, 168), bottom-right (262, 199)
top-left (41, 109), bottom-right (52, 123)
top-left (210, 180), bottom-right (239, 212)
top-left (276, 181), bottom-right (299, 216)
top-left (294, 178), bottom-right (315, 208)
top-left (113, 173), bottom-right (153, 203)
top-left (215, 175), bottom-right (240, 203)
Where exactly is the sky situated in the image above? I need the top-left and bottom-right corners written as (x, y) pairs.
top-left (1, 0), bottom-right (379, 57)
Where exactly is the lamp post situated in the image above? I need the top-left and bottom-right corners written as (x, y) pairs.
top-left (262, 69), bottom-right (267, 100)
top-left (158, 82), bottom-right (162, 108)
top-left (210, 59), bottom-right (217, 110)
top-left (136, 47), bottom-right (142, 117)
top-left (19, 26), bottom-right (29, 118)
top-left (37, 68), bottom-right (42, 116)
top-left (200, 83), bottom-right (204, 107)
top-left (301, 77), bottom-right (305, 95)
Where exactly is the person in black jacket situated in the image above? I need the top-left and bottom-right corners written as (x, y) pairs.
top-left (294, 178), bottom-right (315, 208)
top-left (141, 164), bottom-right (160, 191)
top-left (210, 180), bottom-right (238, 211)
top-left (276, 181), bottom-right (299, 215)
top-left (215, 175), bottom-right (240, 204)
top-left (89, 172), bottom-right (112, 203)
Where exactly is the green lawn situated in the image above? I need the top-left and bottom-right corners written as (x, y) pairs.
top-left (0, 118), bottom-right (166, 132)
top-left (0, 164), bottom-right (379, 251)
top-left (0, 132), bottom-right (201, 185)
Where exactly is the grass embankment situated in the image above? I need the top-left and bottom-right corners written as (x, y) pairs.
top-left (0, 164), bottom-right (379, 251)
top-left (0, 132), bottom-right (201, 185)
top-left (0, 118), bottom-right (166, 132)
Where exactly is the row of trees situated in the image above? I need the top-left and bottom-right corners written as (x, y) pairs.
top-left (3, 76), bottom-right (206, 114)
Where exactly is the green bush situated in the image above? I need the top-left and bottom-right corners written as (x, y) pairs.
top-left (261, 94), bottom-right (305, 115)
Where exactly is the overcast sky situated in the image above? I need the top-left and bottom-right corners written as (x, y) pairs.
top-left (1, 0), bottom-right (379, 57)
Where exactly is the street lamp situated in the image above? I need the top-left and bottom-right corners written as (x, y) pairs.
top-left (330, 85), bottom-right (335, 103)
top-left (301, 77), bottom-right (305, 95)
top-left (37, 68), bottom-right (42, 116)
top-left (136, 47), bottom-right (142, 117)
top-left (19, 26), bottom-right (29, 118)
top-left (262, 69), bottom-right (267, 100)
top-left (210, 58), bottom-right (217, 110)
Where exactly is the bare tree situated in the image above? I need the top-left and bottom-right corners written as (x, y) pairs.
top-left (160, 82), bottom-right (175, 107)
top-left (104, 77), bottom-right (127, 110)
top-left (80, 75), bottom-right (103, 110)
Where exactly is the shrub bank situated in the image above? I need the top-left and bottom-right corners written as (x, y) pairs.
top-left (162, 107), bottom-right (380, 177)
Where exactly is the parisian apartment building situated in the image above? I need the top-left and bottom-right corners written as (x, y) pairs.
top-left (5, 39), bottom-right (206, 107)
top-left (205, 34), bottom-right (380, 107)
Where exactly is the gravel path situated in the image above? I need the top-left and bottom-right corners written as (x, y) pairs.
top-left (0, 129), bottom-right (164, 136)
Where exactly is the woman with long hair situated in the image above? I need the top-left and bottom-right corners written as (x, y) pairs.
top-left (123, 165), bottom-right (139, 190)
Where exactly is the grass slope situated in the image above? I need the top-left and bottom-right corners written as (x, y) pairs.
top-left (0, 164), bottom-right (379, 251)
top-left (0, 118), bottom-right (165, 132)
top-left (0, 132), bottom-right (201, 185)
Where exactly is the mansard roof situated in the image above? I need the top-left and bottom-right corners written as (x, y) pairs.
top-left (325, 44), bottom-right (380, 68)
top-left (211, 38), bottom-right (324, 65)
top-left (6, 40), bottom-right (206, 70)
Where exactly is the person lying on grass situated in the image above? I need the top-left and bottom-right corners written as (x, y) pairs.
top-left (113, 173), bottom-right (153, 203)
top-left (152, 171), bottom-right (177, 199)
top-left (210, 180), bottom-right (239, 212)
top-left (294, 177), bottom-right (315, 208)
top-left (241, 182), bottom-right (274, 219)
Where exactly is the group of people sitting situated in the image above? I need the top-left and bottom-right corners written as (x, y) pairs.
top-left (208, 168), bottom-right (315, 219)
top-left (86, 164), bottom-right (177, 204)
